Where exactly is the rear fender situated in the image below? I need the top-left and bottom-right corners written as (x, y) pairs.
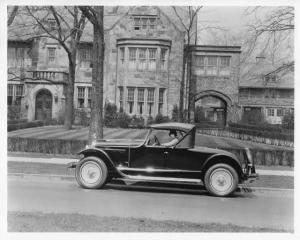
top-left (202, 154), bottom-right (245, 181)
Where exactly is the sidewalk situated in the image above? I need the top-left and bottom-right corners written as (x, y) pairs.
top-left (7, 153), bottom-right (294, 177)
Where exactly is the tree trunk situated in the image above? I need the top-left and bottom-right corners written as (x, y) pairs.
top-left (179, 47), bottom-right (187, 122)
top-left (88, 6), bottom-right (104, 144)
top-left (64, 54), bottom-right (76, 130)
top-left (187, 49), bottom-right (195, 123)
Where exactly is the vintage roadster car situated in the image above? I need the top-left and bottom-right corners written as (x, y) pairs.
top-left (68, 122), bottom-right (257, 197)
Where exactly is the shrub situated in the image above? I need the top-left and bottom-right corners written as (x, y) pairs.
top-left (171, 105), bottom-right (179, 121)
top-left (282, 112), bottom-right (294, 129)
top-left (153, 113), bottom-right (171, 123)
top-left (74, 109), bottom-right (90, 126)
top-left (104, 103), bottom-right (118, 127)
top-left (240, 110), bottom-right (266, 125)
top-left (8, 105), bottom-right (22, 121)
top-left (130, 115), bottom-right (145, 128)
top-left (116, 112), bottom-right (131, 128)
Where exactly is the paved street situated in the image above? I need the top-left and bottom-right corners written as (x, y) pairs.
top-left (8, 175), bottom-right (294, 231)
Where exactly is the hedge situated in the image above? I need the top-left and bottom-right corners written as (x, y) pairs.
top-left (8, 120), bottom-right (44, 132)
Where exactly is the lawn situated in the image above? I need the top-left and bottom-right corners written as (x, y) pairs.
top-left (8, 211), bottom-right (286, 232)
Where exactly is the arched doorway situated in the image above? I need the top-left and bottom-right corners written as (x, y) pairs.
top-left (35, 89), bottom-right (53, 120)
top-left (195, 90), bottom-right (232, 127)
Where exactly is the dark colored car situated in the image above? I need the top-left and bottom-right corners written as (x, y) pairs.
top-left (68, 122), bottom-right (257, 197)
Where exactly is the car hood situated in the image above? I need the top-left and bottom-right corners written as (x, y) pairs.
top-left (92, 139), bottom-right (145, 148)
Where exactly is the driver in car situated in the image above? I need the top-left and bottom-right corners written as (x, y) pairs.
top-left (162, 129), bottom-right (179, 147)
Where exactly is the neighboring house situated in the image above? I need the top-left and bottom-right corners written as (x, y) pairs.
top-left (239, 58), bottom-right (294, 124)
top-left (7, 6), bottom-right (192, 121)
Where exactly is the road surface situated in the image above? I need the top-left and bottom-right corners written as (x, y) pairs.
top-left (7, 176), bottom-right (294, 231)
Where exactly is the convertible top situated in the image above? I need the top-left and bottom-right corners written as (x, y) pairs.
top-left (150, 122), bottom-right (195, 132)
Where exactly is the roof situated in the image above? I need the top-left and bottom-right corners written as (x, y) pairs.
top-left (150, 122), bottom-right (195, 132)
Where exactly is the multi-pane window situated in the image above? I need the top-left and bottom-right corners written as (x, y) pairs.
top-left (206, 56), bottom-right (218, 75)
top-left (267, 108), bottom-right (275, 117)
top-left (79, 47), bottom-right (92, 68)
top-left (127, 87), bottom-right (135, 114)
top-left (7, 84), bottom-right (13, 105)
top-left (219, 56), bottom-right (231, 76)
top-left (195, 55), bottom-right (205, 75)
top-left (129, 48), bottom-right (137, 70)
top-left (265, 74), bottom-right (277, 82)
top-left (160, 48), bottom-right (168, 70)
top-left (138, 48), bottom-right (147, 70)
top-left (158, 88), bottom-right (165, 114)
top-left (119, 87), bottom-right (124, 110)
top-left (277, 108), bottom-right (284, 117)
top-left (148, 48), bottom-right (157, 70)
top-left (195, 55), bottom-right (231, 76)
top-left (120, 47), bottom-right (125, 65)
top-left (48, 18), bottom-right (56, 30)
top-left (133, 17), bottom-right (157, 31)
top-left (7, 84), bottom-right (23, 105)
top-left (137, 88), bottom-right (145, 114)
top-left (147, 88), bottom-right (155, 116)
top-left (87, 87), bottom-right (92, 108)
top-left (265, 89), bottom-right (276, 98)
top-left (48, 47), bottom-right (56, 63)
top-left (8, 47), bottom-right (27, 67)
top-left (77, 87), bottom-right (85, 108)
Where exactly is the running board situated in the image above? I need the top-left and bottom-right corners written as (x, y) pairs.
top-left (119, 175), bottom-right (202, 185)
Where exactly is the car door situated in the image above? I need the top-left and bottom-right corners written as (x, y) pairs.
top-left (126, 145), bottom-right (169, 177)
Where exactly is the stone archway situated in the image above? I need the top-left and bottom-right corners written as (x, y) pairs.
top-left (35, 89), bottom-right (53, 120)
top-left (195, 90), bottom-right (233, 127)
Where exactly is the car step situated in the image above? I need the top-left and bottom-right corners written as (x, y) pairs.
top-left (119, 175), bottom-right (202, 185)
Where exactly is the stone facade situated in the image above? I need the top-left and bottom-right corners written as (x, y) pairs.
top-left (189, 46), bottom-right (241, 125)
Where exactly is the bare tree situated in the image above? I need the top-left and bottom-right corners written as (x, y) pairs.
top-left (7, 6), bottom-right (18, 26)
top-left (79, 6), bottom-right (105, 143)
top-left (243, 6), bottom-right (294, 64)
top-left (25, 6), bottom-right (86, 129)
top-left (172, 6), bottom-right (202, 123)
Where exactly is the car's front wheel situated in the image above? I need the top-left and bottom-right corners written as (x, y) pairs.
top-left (204, 163), bottom-right (238, 197)
top-left (75, 156), bottom-right (108, 189)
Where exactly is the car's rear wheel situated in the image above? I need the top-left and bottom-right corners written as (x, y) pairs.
top-left (204, 163), bottom-right (238, 197)
top-left (75, 156), bottom-right (108, 189)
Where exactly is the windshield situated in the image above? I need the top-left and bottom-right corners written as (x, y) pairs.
top-left (146, 129), bottom-right (185, 147)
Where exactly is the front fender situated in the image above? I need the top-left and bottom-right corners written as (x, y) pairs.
top-left (75, 148), bottom-right (127, 178)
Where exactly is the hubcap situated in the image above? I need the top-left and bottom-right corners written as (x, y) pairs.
top-left (80, 162), bottom-right (102, 185)
top-left (210, 168), bottom-right (233, 194)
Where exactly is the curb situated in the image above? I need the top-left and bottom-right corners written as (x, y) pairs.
top-left (8, 173), bottom-right (294, 192)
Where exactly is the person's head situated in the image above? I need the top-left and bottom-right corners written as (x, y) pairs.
top-left (169, 129), bottom-right (177, 138)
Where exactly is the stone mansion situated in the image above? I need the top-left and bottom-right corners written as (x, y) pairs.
top-left (7, 6), bottom-right (294, 126)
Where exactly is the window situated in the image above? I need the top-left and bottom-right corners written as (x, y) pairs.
top-left (15, 85), bottom-right (23, 105)
top-left (265, 74), bottom-right (277, 82)
top-left (137, 88), bottom-right (145, 114)
top-left (79, 47), bottom-right (92, 68)
top-left (119, 87), bottom-right (124, 110)
top-left (147, 88), bottom-right (155, 116)
top-left (160, 48), bottom-right (167, 70)
top-left (219, 56), bottom-right (231, 76)
top-left (48, 48), bottom-right (56, 63)
top-left (129, 48), bottom-right (137, 70)
top-left (158, 88), bottom-right (165, 114)
top-left (277, 108), bottom-right (283, 117)
top-left (87, 87), bottom-right (92, 108)
top-left (8, 84), bottom-right (13, 105)
top-left (148, 48), bottom-right (157, 70)
top-left (206, 56), bottom-right (218, 75)
top-left (48, 18), bottom-right (56, 30)
top-left (127, 87), bottom-right (135, 114)
top-left (265, 89), bottom-right (276, 98)
top-left (133, 17), bottom-right (156, 31)
top-left (195, 55), bottom-right (205, 75)
top-left (77, 87), bottom-right (85, 108)
top-left (267, 108), bottom-right (275, 117)
top-left (120, 47), bottom-right (125, 65)
top-left (138, 48), bottom-right (147, 70)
